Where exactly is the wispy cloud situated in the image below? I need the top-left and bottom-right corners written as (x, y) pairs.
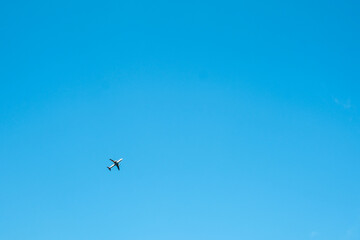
top-left (333, 97), bottom-right (352, 109)
top-left (341, 216), bottom-right (360, 240)
top-left (342, 226), bottom-right (359, 240)
top-left (310, 231), bottom-right (319, 238)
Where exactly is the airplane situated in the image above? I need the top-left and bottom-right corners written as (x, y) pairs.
top-left (107, 158), bottom-right (123, 171)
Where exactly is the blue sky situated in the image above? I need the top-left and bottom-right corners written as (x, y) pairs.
top-left (1, 0), bottom-right (360, 239)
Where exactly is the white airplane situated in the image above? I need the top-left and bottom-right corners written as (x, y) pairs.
top-left (107, 158), bottom-right (123, 171)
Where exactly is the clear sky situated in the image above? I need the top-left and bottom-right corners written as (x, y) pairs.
top-left (1, 0), bottom-right (360, 239)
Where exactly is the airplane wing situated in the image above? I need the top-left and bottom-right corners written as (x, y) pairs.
top-left (116, 165), bottom-right (120, 170)
top-left (110, 159), bottom-right (116, 163)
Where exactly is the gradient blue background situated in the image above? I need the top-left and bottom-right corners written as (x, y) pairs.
top-left (1, 0), bottom-right (360, 239)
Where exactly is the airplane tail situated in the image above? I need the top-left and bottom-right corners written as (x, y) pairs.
top-left (107, 167), bottom-right (111, 171)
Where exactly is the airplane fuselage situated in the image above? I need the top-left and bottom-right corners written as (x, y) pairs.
top-left (107, 158), bottom-right (123, 171)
